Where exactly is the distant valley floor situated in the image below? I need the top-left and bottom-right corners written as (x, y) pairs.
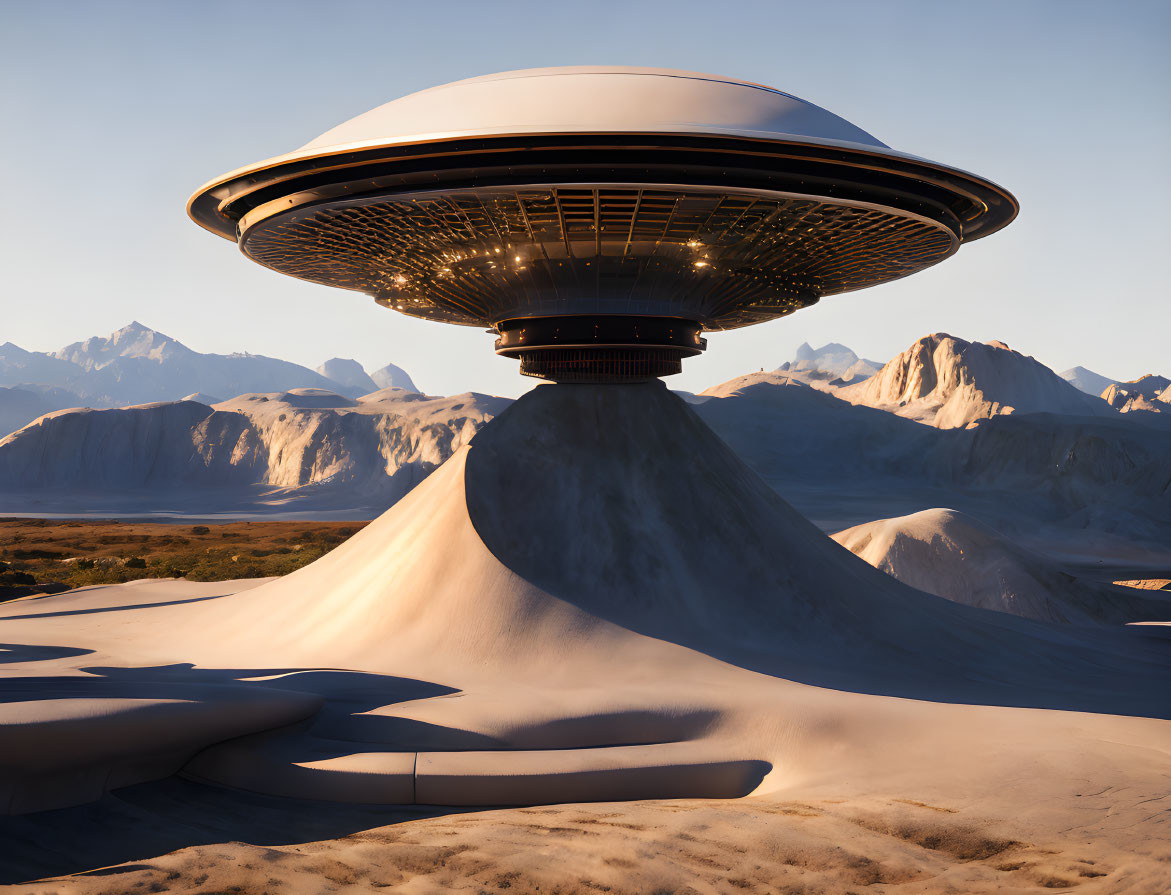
top-left (0, 518), bottom-right (370, 596)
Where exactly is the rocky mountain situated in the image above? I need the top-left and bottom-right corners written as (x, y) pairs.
top-left (0, 324), bottom-right (419, 435)
top-left (0, 342), bottom-right (82, 386)
top-left (0, 387), bottom-right (509, 514)
top-left (370, 362), bottom-right (419, 393)
top-left (696, 372), bottom-right (925, 492)
top-left (1101, 374), bottom-right (1169, 414)
top-left (2, 331), bottom-right (1166, 556)
top-left (49, 322), bottom-right (348, 405)
top-left (1060, 365), bottom-right (1116, 397)
top-left (54, 321), bottom-right (190, 370)
top-left (832, 508), bottom-right (1171, 625)
top-left (693, 367), bottom-right (1171, 552)
top-left (778, 341), bottom-right (881, 383)
top-left (0, 386), bottom-right (80, 440)
top-left (840, 334), bottom-right (1113, 428)
top-left (316, 358), bottom-right (379, 394)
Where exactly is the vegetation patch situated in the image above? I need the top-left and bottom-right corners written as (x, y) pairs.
top-left (0, 518), bottom-right (371, 597)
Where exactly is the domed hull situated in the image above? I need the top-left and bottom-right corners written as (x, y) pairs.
top-left (188, 68), bottom-right (1017, 380)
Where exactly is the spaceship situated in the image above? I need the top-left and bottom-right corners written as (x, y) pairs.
top-left (188, 66), bottom-right (1017, 381)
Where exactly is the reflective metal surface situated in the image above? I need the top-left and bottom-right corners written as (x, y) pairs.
top-left (188, 68), bottom-right (1018, 381)
top-left (241, 185), bottom-right (955, 331)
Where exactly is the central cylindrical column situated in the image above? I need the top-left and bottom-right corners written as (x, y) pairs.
top-left (494, 315), bottom-right (707, 382)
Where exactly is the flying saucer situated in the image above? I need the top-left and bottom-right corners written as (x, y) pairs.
top-left (189, 66), bottom-right (1017, 381)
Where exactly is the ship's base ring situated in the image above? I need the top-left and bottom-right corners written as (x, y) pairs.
top-left (495, 316), bottom-right (705, 382)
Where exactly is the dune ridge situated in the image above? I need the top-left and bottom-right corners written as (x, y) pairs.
top-left (2, 383), bottom-right (1167, 814)
top-left (833, 508), bottom-right (1171, 624)
top-left (1, 382), bottom-right (1169, 891)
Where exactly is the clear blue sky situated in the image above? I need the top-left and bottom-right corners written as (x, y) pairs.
top-left (1, 0), bottom-right (1167, 397)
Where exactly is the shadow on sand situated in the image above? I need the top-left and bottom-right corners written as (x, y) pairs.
top-left (0, 660), bottom-right (763, 883)
top-left (0, 642), bottom-right (93, 664)
top-left (0, 592), bottom-right (231, 620)
top-left (0, 660), bottom-right (470, 884)
top-left (0, 775), bottom-right (470, 884)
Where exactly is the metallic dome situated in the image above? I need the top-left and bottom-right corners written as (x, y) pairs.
top-left (189, 67), bottom-right (1017, 381)
top-left (271, 67), bottom-right (889, 156)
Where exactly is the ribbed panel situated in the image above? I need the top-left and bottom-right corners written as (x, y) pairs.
top-left (243, 184), bottom-right (953, 332)
top-left (518, 348), bottom-right (684, 382)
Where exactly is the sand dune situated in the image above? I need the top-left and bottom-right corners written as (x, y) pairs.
top-left (4, 779), bottom-right (1168, 893)
top-left (1, 382), bottom-right (1168, 889)
top-left (5, 331), bottom-right (1166, 558)
top-left (4, 363), bottom-right (1168, 564)
top-left (833, 508), bottom-right (1171, 624)
top-left (2, 384), bottom-right (1166, 806)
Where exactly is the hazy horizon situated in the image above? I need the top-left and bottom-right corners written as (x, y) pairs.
top-left (0, 316), bottom-right (1127, 396)
top-left (2, 0), bottom-right (1167, 397)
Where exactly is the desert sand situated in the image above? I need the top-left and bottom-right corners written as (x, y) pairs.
top-left (832, 508), bottom-right (1171, 624)
top-left (1, 382), bottom-right (1168, 892)
top-left (4, 776), bottom-right (1169, 893)
top-left (5, 333), bottom-right (1168, 575)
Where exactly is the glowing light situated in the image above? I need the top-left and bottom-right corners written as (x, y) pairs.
top-left (393, 275), bottom-right (408, 285)
top-left (687, 240), bottom-right (702, 248)
top-left (693, 261), bottom-right (709, 268)
top-left (514, 255), bottom-right (521, 262)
